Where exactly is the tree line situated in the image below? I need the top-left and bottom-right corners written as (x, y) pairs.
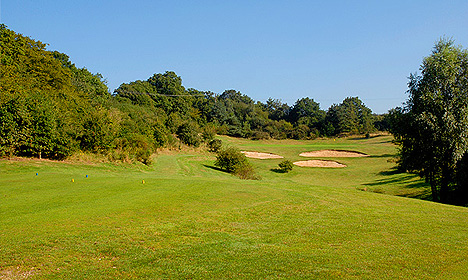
top-left (0, 25), bottom-right (386, 164)
top-left (2, 26), bottom-right (467, 205)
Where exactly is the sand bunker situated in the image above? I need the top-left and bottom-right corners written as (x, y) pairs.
top-left (293, 160), bottom-right (347, 168)
top-left (299, 149), bottom-right (368, 158)
top-left (241, 151), bottom-right (284, 159)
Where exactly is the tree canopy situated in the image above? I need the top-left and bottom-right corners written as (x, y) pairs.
top-left (390, 38), bottom-right (468, 204)
top-left (1, 25), bottom-right (383, 164)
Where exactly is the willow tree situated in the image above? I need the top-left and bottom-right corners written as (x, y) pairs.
top-left (394, 38), bottom-right (468, 203)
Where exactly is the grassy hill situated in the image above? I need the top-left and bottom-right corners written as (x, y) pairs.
top-left (1, 135), bottom-right (467, 279)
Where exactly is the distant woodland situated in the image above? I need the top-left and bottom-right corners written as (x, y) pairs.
top-left (0, 25), bottom-right (387, 163)
top-left (1, 25), bottom-right (468, 205)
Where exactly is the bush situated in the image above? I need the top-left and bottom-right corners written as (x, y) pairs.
top-left (233, 161), bottom-right (259, 180)
top-left (251, 131), bottom-right (270, 140)
top-left (126, 134), bottom-right (154, 165)
top-left (208, 139), bottom-right (222, 153)
top-left (215, 147), bottom-right (247, 173)
top-left (215, 147), bottom-right (259, 180)
top-left (278, 160), bottom-right (294, 173)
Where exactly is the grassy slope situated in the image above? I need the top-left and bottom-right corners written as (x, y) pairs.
top-left (1, 135), bottom-right (467, 279)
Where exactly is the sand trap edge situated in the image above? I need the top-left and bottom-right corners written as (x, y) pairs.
top-left (299, 149), bottom-right (369, 158)
top-left (241, 151), bottom-right (284, 159)
top-left (293, 159), bottom-right (347, 168)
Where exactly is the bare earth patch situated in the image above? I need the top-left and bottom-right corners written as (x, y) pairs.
top-left (241, 151), bottom-right (284, 159)
top-left (299, 149), bottom-right (368, 157)
top-left (1, 268), bottom-right (37, 280)
top-left (293, 160), bottom-right (347, 168)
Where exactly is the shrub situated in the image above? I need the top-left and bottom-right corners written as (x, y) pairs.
top-left (233, 161), bottom-right (259, 180)
top-left (126, 134), bottom-right (154, 165)
top-left (251, 131), bottom-right (270, 140)
top-left (215, 147), bottom-right (247, 173)
top-left (109, 134), bottom-right (153, 165)
top-left (278, 160), bottom-right (294, 173)
top-left (208, 139), bottom-right (222, 153)
top-left (215, 147), bottom-right (259, 180)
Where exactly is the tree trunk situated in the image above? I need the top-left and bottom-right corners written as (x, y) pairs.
top-left (429, 171), bottom-right (439, 202)
top-left (440, 164), bottom-right (450, 203)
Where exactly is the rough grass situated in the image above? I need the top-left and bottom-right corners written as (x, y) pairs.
top-left (1, 135), bottom-right (467, 279)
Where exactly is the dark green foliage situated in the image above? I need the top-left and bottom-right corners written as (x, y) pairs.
top-left (207, 139), bottom-right (222, 153)
top-left (391, 38), bottom-right (468, 204)
top-left (0, 97), bottom-right (29, 157)
top-left (214, 147), bottom-right (248, 173)
top-left (176, 122), bottom-right (201, 147)
top-left (214, 147), bottom-right (258, 180)
top-left (251, 131), bottom-right (270, 140)
top-left (373, 114), bottom-right (390, 131)
top-left (166, 112), bottom-right (184, 134)
top-left (80, 108), bottom-right (116, 153)
top-left (201, 124), bottom-right (216, 142)
top-left (278, 160), bottom-right (294, 173)
top-left (0, 25), bottom-right (146, 163)
top-left (325, 97), bottom-right (373, 136)
top-left (291, 124), bottom-right (310, 140)
top-left (1, 24), bottom-right (381, 165)
top-left (266, 98), bottom-right (290, 121)
top-left (114, 80), bottom-right (156, 106)
top-left (455, 154), bottom-right (468, 206)
top-left (153, 123), bottom-right (168, 148)
top-left (110, 133), bottom-right (154, 164)
top-left (290, 97), bottom-right (325, 128)
top-left (53, 51), bottom-right (110, 100)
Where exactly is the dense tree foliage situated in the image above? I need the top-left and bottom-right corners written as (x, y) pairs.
top-left (390, 39), bottom-right (468, 205)
top-left (325, 97), bottom-right (374, 136)
top-left (0, 25), bottom-right (154, 162)
top-left (0, 25), bottom-right (383, 164)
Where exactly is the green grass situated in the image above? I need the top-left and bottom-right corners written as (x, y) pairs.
top-left (1, 135), bottom-right (468, 279)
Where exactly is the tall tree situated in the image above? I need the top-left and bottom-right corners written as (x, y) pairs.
top-left (265, 98), bottom-right (290, 121)
top-left (393, 38), bottom-right (468, 203)
top-left (325, 97), bottom-right (373, 135)
top-left (289, 97), bottom-right (325, 127)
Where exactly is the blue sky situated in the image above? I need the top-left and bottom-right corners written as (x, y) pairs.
top-left (2, 1), bottom-right (467, 113)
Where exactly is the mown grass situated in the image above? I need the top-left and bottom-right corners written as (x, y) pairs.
top-left (1, 135), bottom-right (467, 279)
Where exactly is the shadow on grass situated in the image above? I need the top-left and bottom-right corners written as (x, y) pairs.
top-left (378, 168), bottom-right (402, 176)
top-left (368, 154), bottom-right (395, 159)
top-left (270, 168), bottom-right (287, 173)
top-left (203, 164), bottom-right (228, 174)
top-left (361, 167), bottom-right (432, 201)
top-left (348, 135), bottom-right (385, 141)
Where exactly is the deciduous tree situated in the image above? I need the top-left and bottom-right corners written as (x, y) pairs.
top-left (393, 38), bottom-right (468, 203)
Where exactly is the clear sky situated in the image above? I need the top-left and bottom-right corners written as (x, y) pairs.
top-left (2, 1), bottom-right (467, 113)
